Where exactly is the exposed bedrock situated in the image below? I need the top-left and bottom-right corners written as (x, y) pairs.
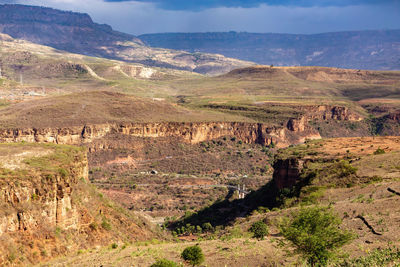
top-left (0, 121), bottom-right (322, 149)
top-left (0, 155), bottom-right (88, 236)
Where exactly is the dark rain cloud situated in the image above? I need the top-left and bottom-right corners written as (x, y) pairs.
top-left (105, 0), bottom-right (397, 10)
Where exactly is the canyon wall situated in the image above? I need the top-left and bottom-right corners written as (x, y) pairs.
top-left (0, 152), bottom-right (88, 237)
top-left (0, 121), bottom-right (322, 150)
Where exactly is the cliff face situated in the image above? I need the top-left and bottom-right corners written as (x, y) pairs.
top-left (0, 143), bottom-right (159, 265)
top-left (272, 158), bottom-right (305, 190)
top-left (0, 153), bottom-right (88, 236)
top-left (0, 121), bottom-right (321, 150)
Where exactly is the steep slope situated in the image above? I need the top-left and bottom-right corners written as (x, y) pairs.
top-left (139, 30), bottom-right (400, 70)
top-left (0, 4), bottom-right (253, 75)
top-left (0, 142), bottom-right (161, 266)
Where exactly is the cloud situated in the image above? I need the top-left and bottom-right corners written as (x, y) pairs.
top-left (104, 0), bottom-right (397, 10)
top-left (0, 0), bottom-right (399, 35)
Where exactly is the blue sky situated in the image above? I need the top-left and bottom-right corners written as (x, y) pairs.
top-left (1, 0), bottom-right (399, 35)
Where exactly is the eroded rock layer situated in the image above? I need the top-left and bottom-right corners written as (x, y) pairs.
top-left (0, 121), bottom-right (322, 149)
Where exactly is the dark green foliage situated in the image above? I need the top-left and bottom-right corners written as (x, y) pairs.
top-left (201, 222), bottom-right (214, 232)
top-left (332, 160), bottom-right (357, 178)
top-left (280, 206), bottom-right (354, 266)
top-left (373, 148), bottom-right (385, 155)
top-left (249, 220), bottom-right (269, 240)
top-left (151, 259), bottom-right (179, 267)
top-left (181, 245), bottom-right (205, 266)
top-left (111, 243), bottom-right (118, 249)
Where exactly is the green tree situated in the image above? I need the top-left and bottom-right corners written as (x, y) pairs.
top-left (249, 220), bottom-right (269, 240)
top-left (150, 258), bottom-right (179, 267)
top-left (181, 245), bottom-right (205, 266)
top-left (280, 206), bottom-right (353, 266)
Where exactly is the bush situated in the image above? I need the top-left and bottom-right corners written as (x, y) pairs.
top-left (111, 243), bottom-right (118, 249)
top-left (58, 168), bottom-right (68, 178)
top-left (280, 206), bottom-right (353, 266)
top-left (249, 220), bottom-right (269, 240)
top-left (335, 246), bottom-right (400, 266)
top-left (181, 245), bottom-right (205, 266)
top-left (373, 148), bottom-right (385, 155)
top-left (201, 222), bottom-right (214, 232)
top-left (101, 220), bottom-right (112, 231)
top-left (151, 259), bottom-right (179, 267)
top-left (336, 160), bottom-right (357, 177)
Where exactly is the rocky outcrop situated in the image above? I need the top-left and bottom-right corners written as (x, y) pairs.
top-left (286, 105), bottom-right (362, 134)
top-left (287, 117), bottom-right (306, 132)
top-left (0, 121), bottom-right (321, 149)
top-left (272, 158), bottom-right (305, 190)
top-left (386, 112), bottom-right (400, 122)
top-left (0, 153), bottom-right (88, 236)
top-left (299, 105), bottom-right (362, 122)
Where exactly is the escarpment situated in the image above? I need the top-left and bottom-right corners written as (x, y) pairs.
top-left (0, 153), bottom-right (87, 235)
top-left (0, 143), bottom-right (158, 265)
top-left (0, 121), bottom-right (321, 150)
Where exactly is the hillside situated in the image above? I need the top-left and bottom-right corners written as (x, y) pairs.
top-left (41, 136), bottom-right (400, 266)
top-left (0, 142), bottom-right (161, 266)
top-left (140, 30), bottom-right (400, 70)
top-left (0, 4), bottom-right (253, 75)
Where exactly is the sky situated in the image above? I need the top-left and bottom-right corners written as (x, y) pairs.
top-left (1, 0), bottom-right (399, 35)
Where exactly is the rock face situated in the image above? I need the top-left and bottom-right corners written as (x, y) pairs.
top-left (0, 144), bottom-right (158, 265)
top-left (0, 4), bottom-right (253, 75)
top-left (0, 145), bottom-right (88, 264)
top-left (287, 117), bottom-right (306, 132)
top-left (0, 157), bottom-right (88, 236)
top-left (272, 158), bottom-right (305, 190)
top-left (0, 121), bottom-right (321, 149)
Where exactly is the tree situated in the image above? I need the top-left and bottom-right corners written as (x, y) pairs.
top-left (249, 220), bottom-right (269, 240)
top-left (181, 245), bottom-right (205, 266)
top-left (150, 258), bottom-right (179, 267)
top-left (280, 206), bottom-right (353, 266)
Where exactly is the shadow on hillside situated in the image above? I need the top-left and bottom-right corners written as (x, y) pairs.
top-left (170, 179), bottom-right (284, 230)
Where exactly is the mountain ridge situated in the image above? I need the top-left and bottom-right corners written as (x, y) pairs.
top-left (0, 4), bottom-right (252, 75)
top-left (139, 30), bottom-right (400, 70)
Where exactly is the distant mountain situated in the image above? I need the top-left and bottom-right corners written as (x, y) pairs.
top-left (0, 5), bottom-right (252, 75)
top-left (139, 31), bottom-right (400, 70)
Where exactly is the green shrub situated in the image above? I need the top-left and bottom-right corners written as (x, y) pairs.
top-left (202, 222), bottom-right (214, 232)
top-left (58, 168), bottom-right (68, 178)
top-left (181, 245), bottom-right (205, 266)
top-left (373, 148), bottom-right (385, 155)
top-left (151, 259), bottom-right (179, 267)
top-left (101, 220), bottom-right (112, 231)
top-left (336, 160), bottom-right (357, 177)
top-left (335, 246), bottom-right (400, 266)
top-left (249, 220), bottom-right (269, 240)
top-left (280, 206), bottom-right (353, 266)
top-left (111, 243), bottom-right (118, 249)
